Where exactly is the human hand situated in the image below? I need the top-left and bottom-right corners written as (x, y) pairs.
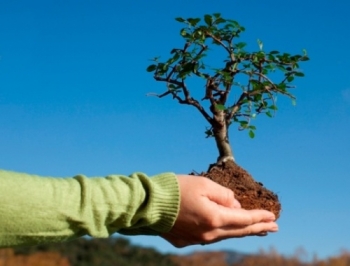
top-left (161, 175), bottom-right (278, 247)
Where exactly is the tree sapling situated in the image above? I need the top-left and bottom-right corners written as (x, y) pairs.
top-left (147, 14), bottom-right (309, 219)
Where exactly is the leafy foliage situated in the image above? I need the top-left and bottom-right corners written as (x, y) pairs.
top-left (147, 13), bottom-right (308, 138)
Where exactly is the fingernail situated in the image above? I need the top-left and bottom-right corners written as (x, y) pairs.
top-left (265, 215), bottom-right (276, 222)
top-left (270, 225), bottom-right (279, 232)
top-left (233, 199), bottom-right (241, 208)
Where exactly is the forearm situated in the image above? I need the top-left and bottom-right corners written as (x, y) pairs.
top-left (0, 170), bottom-right (180, 247)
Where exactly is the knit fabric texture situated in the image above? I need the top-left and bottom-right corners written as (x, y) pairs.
top-left (0, 170), bottom-right (180, 247)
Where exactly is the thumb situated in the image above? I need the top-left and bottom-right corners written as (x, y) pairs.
top-left (204, 179), bottom-right (241, 209)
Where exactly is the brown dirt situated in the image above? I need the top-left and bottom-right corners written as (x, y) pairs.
top-left (198, 160), bottom-right (281, 219)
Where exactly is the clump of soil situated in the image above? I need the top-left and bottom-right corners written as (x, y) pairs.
top-left (199, 160), bottom-right (281, 219)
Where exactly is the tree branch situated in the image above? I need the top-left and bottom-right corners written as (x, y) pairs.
top-left (226, 91), bottom-right (249, 122)
top-left (152, 76), bottom-right (213, 125)
top-left (251, 71), bottom-right (293, 97)
top-left (205, 32), bottom-right (232, 57)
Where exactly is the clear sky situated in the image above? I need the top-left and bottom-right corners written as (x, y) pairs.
top-left (1, 0), bottom-right (350, 260)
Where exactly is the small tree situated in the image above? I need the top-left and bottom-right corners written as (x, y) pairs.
top-left (147, 13), bottom-right (308, 166)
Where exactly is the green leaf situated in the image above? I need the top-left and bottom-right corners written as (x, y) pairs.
top-left (277, 83), bottom-right (287, 91)
top-left (235, 42), bottom-right (246, 49)
top-left (276, 65), bottom-right (286, 72)
top-left (294, 72), bottom-right (305, 77)
top-left (204, 15), bottom-right (212, 26)
top-left (249, 130), bottom-right (255, 138)
top-left (257, 39), bottom-right (263, 51)
top-left (215, 104), bottom-right (226, 111)
top-left (262, 68), bottom-right (269, 75)
top-left (175, 17), bottom-right (186, 22)
top-left (287, 75), bottom-right (294, 82)
top-left (205, 127), bottom-right (214, 138)
top-left (291, 55), bottom-right (302, 61)
top-left (188, 18), bottom-right (201, 27)
top-left (270, 50), bottom-right (280, 54)
top-left (266, 111), bottom-right (272, 117)
top-left (162, 63), bottom-right (169, 71)
top-left (293, 62), bottom-right (300, 69)
top-left (182, 62), bottom-right (194, 72)
top-left (291, 99), bottom-right (297, 106)
top-left (146, 64), bottom-right (157, 72)
top-left (256, 51), bottom-right (265, 60)
top-left (193, 30), bottom-right (203, 40)
top-left (180, 29), bottom-right (187, 37)
top-left (168, 84), bottom-right (176, 89)
top-left (173, 53), bottom-right (180, 62)
top-left (215, 18), bottom-right (226, 24)
top-left (268, 54), bottom-right (275, 61)
top-left (227, 19), bottom-right (239, 26)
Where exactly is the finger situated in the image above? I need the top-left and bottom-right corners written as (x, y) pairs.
top-left (204, 222), bottom-right (278, 243)
top-left (222, 221), bottom-right (278, 238)
top-left (203, 178), bottom-right (240, 209)
top-left (232, 198), bottom-right (241, 208)
top-left (215, 208), bottom-right (276, 227)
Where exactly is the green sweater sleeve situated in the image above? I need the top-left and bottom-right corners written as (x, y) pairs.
top-left (0, 170), bottom-right (180, 248)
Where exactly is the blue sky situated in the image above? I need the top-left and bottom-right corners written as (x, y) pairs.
top-left (1, 0), bottom-right (350, 260)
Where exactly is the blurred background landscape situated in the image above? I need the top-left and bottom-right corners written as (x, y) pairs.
top-left (1, 238), bottom-right (350, 266)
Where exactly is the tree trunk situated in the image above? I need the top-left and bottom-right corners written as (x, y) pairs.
top-left (212, 110), bottom-right (235, 164)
